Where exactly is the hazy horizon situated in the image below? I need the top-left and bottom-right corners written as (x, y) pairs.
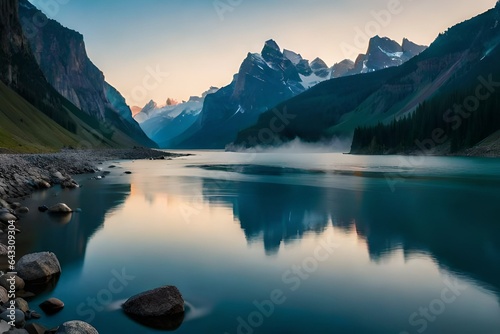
top-left (28, 0), bottom-right (496, 108)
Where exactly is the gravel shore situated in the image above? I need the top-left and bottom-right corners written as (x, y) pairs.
top-left (0, 148), bottom-right (185, 201)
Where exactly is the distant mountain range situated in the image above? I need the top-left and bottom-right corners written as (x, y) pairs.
top-left (136, 37), bottom-right (425, 149)
top-left (135, 87), bottom-right (218, 148)
top-left (232, 3), bottom-right (500, 155)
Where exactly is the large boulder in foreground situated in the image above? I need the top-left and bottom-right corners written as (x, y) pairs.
top-left (16, 252), bottom-right (61, 282)
top-left (123, 286), bottom-right (185, 330)
top-left (123, 286), bottom-right (184, 317)
top-left (55, 321), bottom-right (98, 334)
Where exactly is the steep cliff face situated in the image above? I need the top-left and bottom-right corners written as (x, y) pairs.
top-left (19, 0), bottom-right (107, 120)
top-left (0, 0), bottom-right (21, 85)
top-left (0, 0), bottom-right (155, 151)
top-left (0, 0), bottom-right (77, 130)
top-left (18, 0), bottom-right (156, 147)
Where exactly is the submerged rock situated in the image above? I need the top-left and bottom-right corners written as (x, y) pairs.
top-left (48, 203), bottom-right (72, 214)
top-left (39, 298), bottom-right (64, 314)
top-left (24, 310), bottom-right (41, 320)
top-left (38, 206), bottom-right (48, 213)
top-left (16, 207), bottom-right (29, 214)
top-left (55, 321), bottom-right (98, 334)
top-left (16, 252), bottom-right (61, 283)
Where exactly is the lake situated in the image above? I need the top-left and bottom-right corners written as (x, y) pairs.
top-left (15, 151), bottom-right (500, 333)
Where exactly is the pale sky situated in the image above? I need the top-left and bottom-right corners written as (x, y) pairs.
top-left (29, 0), bottom-right (496, 107)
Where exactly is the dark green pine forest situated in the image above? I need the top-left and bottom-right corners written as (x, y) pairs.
top-left (351, 5), bottom-right (500, 154)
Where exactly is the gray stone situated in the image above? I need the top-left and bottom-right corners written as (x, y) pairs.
top-left (16, 252), bottom-right (61, 282)
top-left (4, 329), bottom-right (29, 334)
top-left (36, 180), bottom-right (51, 189)
top-left (0, 212), bottom-right (17, 224)
top-left (0, 243), bottom-right (8, 257)
top-left (52, 172), bottom-right (65, 182)
top-left (0, 199), bottom-right (10, 209)
top-left (122, 285), bottom-right (184, 318)
top-left (14, 298), bottom-right (29, 313)
top-left (0, 274), bottom-right (25, 291)
top-left (0, 320), bottom-right (11, 334)
top-left (61, 178), bottom-right (79, 189)
top-left (0, 286), bottom-right (8, 304)
top-left (55, 321), bottom-right (99, 334)
top-left (9, 203), bottom-right (21, 210)
top-left (0, 309), bottom-right (25, 328)
top-left (16, 207), bottom-right (29, 214)
top-left (48, 203), bottom-right (72, 214)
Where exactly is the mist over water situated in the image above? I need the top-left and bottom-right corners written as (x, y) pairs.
top-left (232, 137), bottom-right (352, 154)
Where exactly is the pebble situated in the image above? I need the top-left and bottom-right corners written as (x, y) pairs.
top-left (38, 206), bottom-right (49, 213)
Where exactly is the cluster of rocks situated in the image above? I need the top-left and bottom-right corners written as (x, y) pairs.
top-left (0, 252), bottom-right (98, 333)
top-left (0, 251), bottom-right (186, 332)
top-left (0, 148), bottom-right (184, 201)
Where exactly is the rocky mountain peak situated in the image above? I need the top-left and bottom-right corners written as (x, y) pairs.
top-left (310, 58), bottom-right (328, 70)
top-left (141, 100), bottom-right (157, 113)
top-left (283, 49), bottom-right (303, 65)
top-left (367, 36), bottom-right (402, 55)
top-left (331, 59), bottom-right (355, 79)
top-left (310, 58), bottom-right (330, 78)
top-left (402, 38), bottom-right (427, 55)
top-left (261, 39), bottom-right (283, 63)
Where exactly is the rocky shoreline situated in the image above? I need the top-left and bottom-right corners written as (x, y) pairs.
top-left (0, 148), bottom-right (188, 333)
top-left (0, 148), bottom-right (185, 201)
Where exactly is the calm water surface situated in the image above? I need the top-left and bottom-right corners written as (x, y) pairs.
top-left (16, 152), bottom-right (500, 334)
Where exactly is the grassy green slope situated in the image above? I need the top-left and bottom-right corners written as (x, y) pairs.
top-left (0, 81), bottom-right (132, 153)
top-left (0, 81), bottom-right (81, 152)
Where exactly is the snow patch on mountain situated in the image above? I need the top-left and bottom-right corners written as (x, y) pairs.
top-left (377, 46), bottom-right (403, 58)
